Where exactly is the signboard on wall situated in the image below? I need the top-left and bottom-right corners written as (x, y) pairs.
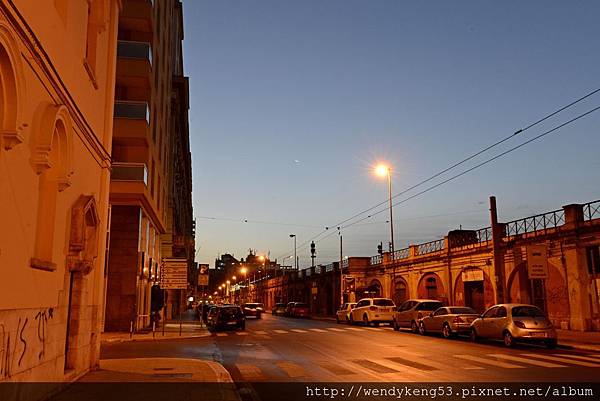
top-left (526, 245), bottom-right (548, 279)
top-left (198, 263), bottom-right (209, 286)
top-left (462, 268), bottom-right (484, 282)
top-left (160, 258), bottom-right (188, 289)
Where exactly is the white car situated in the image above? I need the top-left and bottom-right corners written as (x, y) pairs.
top-left (336, 302), bottom-right (356, 324)
top-left (349, 298), bottom-right (396, 327)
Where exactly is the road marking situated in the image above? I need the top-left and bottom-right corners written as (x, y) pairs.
top-left (327, 328), bottom-right (346, 332)
top-left (236, 332), bottom-right (248, 336)
top-left (385, 356), bottom-right (438, 371)
top-left (554, 354), bottom-right (600, 363)
top-left (489, 354), bottom-right (565, 368)
top-left (254, 330), bottom-right (268, 335)
top-left (347, 327), bottom-right (367, 332)
top-left (235, 363), bottom-right (263, 380)
top-left (453, 354), bottom-right (525, 369)
top-left (319, 362), bottom-right (355, 376)
top-left (522, 354), bottom-right (600, 368)
top-left (290, 329), bottom-right (308, 333)
top-left (273, 330), bottom-right (288, 334)
top-left (276, 361), bottom-right (307, 378)
top-left (309, 328), bottom-right (327, 333)
top-left (216, 333), bottom-right (228, 337)
top-left (350, 359), bottom-right (398, 374)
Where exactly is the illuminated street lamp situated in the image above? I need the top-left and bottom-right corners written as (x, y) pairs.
top-left (374, 163), bottom-right (394, 253)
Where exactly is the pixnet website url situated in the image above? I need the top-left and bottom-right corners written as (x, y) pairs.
top-left (305, 385), bottom-right (594, 399)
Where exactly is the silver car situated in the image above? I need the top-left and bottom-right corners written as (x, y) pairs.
top-left (418, 306), bottom-right (479, 338)
top-left (470, 304), bottom-right (557, 348)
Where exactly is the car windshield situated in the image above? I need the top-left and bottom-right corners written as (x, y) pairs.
top-left (374, 299), bottom-right (395, 306)
top-left (512, 306), bottom-right (545, 318)
top-left (219, 307), bottom-right (241, 319)
top-left (245, 303), bottom-right (261, 308)
top-left (420, 302), bottom-right (443, 311)
top-left (449, 307), bottom-right (477, 314)
top-left (295, 303), bottom-right (308, 308)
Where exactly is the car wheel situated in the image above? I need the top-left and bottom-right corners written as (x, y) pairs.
top-left (363, 314), bottom-right (370, 327)
top-left (257, 314), bottom-right (261, 319)
top-left (240, 323), bottom-right (245, 330)
top-left (442, 323), bottom-right (453, 339)
top-left (545, 339), bottom-right (557, 349)
top-left (410, 320), bottom-right (418, 334)
top-left (470, 328), bottom-right (479, 342)
top-left (393, 319), bottom-right (399, 331)
top-left (503, 331), bottom-right (515, 347)
top-left (418, 321), bottom-right (427, 335)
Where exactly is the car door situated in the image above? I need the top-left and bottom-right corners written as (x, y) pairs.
top-left (477, 306), bottom-right (498, 337)
top-left (430, 307), bottom-right (448, 332)
top-left (399, 301), bottom-right (416, 327)
top-left (490, 306), bottom-right (508, 339)
top-left (352, 300), bottom-right (368, 321)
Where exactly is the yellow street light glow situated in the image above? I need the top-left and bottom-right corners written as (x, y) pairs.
top-left (375, 164), bottom-right (390, 177)
top-left (232, 276), bottom-right (236, 280)
top-left (258, 255), bottom-right (265, 262)
top-left (226, 280), bottom-right (230, 284)
top-left (240, 267), bottom-right (248, 275)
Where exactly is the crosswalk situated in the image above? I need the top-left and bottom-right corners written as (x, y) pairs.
top-left (230, 351), bottom-right (600, 381)
top-left (211, 326), bottom-right (368, 337)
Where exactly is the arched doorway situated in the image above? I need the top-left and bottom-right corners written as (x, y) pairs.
top-left (356, 279), bottom-right (382, 300)
top-left (392, 277), bottom-right (409, 305)
top-left (417, 272), bottom-right (446, 303)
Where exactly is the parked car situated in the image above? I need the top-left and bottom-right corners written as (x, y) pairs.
top-left (272, 303), bottom-right (287, 316)
top-left (284, 302), bottom-right (296, 316)
top-left (206, 305), bottom-right (245, 331)
top-left (242, 303), bottom-right (263, 319)
top-left (349, 298), bottom-right (396, 326)
top-left (290, 302), bottom-right (310, 318)
top-left (470, 304), bottom-right (557, 348)
top-left (336, 302), bottom-right (356, 324)
top-left (393, 299), bottom-right (444, 333)
top-left (418, 306), bottom-right (479, 338)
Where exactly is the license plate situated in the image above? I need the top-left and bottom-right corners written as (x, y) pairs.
top-left (381, 308), bottom-right (390, 312)
top-left (227, 322), bottom-right (237, 325)
top-left (531, 331), bottom-right (547, 337)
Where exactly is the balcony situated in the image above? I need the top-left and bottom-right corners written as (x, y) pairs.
top-left (111, 162), bottom-right (148, 185)
top-left (119, 0), bottom-right (153, 34)
top-left (113, 101), bottom-right (150, 146)
top-left (116, 40), bottom-right (152, 89)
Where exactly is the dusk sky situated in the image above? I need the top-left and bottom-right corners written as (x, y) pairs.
top-left (183, 1), bottom-right (600, 267)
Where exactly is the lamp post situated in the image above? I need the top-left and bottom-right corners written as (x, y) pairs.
top-left (375, 164), bottom-right (394, 253)
top-left (240, 267), bottom-right (248, 303)
top-left (289, 234), bottom-right (297, 270)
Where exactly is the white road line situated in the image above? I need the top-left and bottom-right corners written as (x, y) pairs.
top-left (276, 361), bottom-right (307, 378)
top-left (453, 354), bottom-right (525, 369)
top-left (273, 330), bottom-right (288, 334)
top-left (347, 327), bottom-right (367, 332)
top-left (236, 332), bottom-right (248, 336)
top-left (327, 328), bottom-right (346, 332)
top-left (235, 363), bottom-right (263, 380)
top-left (554, 354), bottom-right (600, 363)
top-left (254, 330), bottom-right (268, 335)
top-left (290, 329), bottom-right (308, 333)
top-left (489, 354), bottom-right (565, 368)
top-left (216, 333), bottom-right (228, 337)
top-left (523, 354), bottom-right (600, 368)
top-left (309, 328), bottom-right (328, 333)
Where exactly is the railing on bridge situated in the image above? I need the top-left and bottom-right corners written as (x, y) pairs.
top-left (370, 255), bottom-right (382, 266)
top-left (392, 247), bottom-right (410, 261)
top-left (583, 200), bottom-right (600, 222)
top-left (417, 238), bottom-right (445, 255)
top-left (505, 208), bottom-right (565, 237)
top-left (325, 263), bottom-right (335, 272)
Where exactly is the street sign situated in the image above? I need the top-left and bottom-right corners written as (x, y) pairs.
top-left (160, 258), bottom-right (188, 289)
top-left (526, 245), bottom-right (548, 279)
top-left (198, 274), bottom-right (209, 286)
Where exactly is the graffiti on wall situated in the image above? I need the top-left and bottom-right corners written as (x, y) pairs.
top-left (0, 308), bottom-right (54, 379)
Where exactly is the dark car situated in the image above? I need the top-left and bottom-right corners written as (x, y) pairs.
top-left (242, 303), bottom-right (264, 319)
top-left (272, 303), bottom-right (287, 316)
top-left (284, 302), bottom-right (296, 316)
top-left (206, 305), bottom-right (245, 331)
top-left (290, 302), bottom-right (309, 318)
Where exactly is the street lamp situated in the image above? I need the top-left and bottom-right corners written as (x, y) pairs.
top-left (240, 267), bottom-right (248, 303)
top-left (375, 163), bottom-right (395, 253)
top-left (289, 234), bottom-right (297, 270)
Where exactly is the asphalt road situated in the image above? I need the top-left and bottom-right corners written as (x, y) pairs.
top-left (101, 314), bottom-right (600, 383)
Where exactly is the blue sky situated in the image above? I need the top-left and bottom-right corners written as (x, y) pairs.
top-left (183, 1), bottom-right (600, 266)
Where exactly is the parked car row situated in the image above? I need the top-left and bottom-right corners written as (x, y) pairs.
top-left (271, 302), bottom-right (310, 318)
top-left (337, 298), bottom-right (558, 348)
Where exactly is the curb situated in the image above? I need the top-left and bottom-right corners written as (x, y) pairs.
top-left (102, 333), bottom-right (211, 343)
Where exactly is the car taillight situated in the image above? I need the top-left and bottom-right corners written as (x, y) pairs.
top-left (514, 320), bottom-right (526, 329)
top-left (369, 306), bottom-right (377, 311)
top-left (452, 316), bottom-right (464, 323)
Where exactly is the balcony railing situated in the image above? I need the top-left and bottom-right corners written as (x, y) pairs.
top-left (114, 101), bottom-right (150, 123)
top-left (392, 247), bottom-right (410, 261)
top-left (111, 162), bottom-right (148, 185)
top-left (505, 209), bottom-right (565, 237)
top-left (370, 255), bottom-right (382, 266)
top-left (583, 200), bottom-right (600, 221)
top-left (117, 40), bottom-right (152, 65)
top-left (417, 238), bottom-right (445, 255)
top-left (449, 227), bottom-right (492, 248)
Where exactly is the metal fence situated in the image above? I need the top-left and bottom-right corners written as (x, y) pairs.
top-left (505, 209), bottom-right (565, 237)
top-left (392, 247), bottom-right (410, 260)
top-left (583, 200), bottom-right (600, 221)
top-left (370, 255), bottom-right (382, 266)
top-left (417, 238), bottom-right (445, 255)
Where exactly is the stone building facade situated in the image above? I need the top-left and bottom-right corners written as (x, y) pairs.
top-left (257, 198), bottom-right (600, 331)
top-left (0, 0), bottom-right (119, 388)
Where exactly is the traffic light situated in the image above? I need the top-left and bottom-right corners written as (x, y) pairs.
top-left (310, 241), bottom-right (316, 257)
top-left (377, 242), bottom-right (383, 255)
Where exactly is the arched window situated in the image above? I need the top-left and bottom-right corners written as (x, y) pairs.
top-left (0, 29), bottom-right (24, 151)
top-left (426, 277), bottom-right (438, 299)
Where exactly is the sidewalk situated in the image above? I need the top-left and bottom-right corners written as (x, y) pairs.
top-left (557, 329), bottom-right (600, 352)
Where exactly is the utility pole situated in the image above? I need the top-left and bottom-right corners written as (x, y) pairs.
top-left (339, 228), bottom-right (343, 310)
top-left (490, 196), bottom-right (505, 304)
